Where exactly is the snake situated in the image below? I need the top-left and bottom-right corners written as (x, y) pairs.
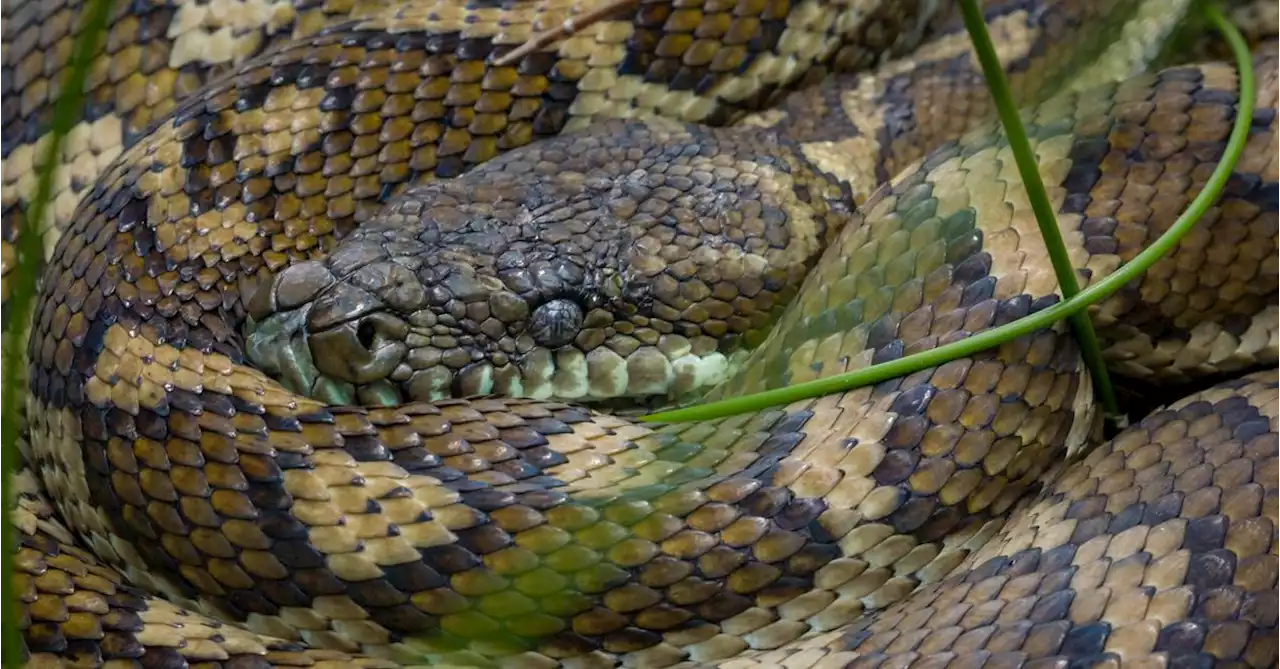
top-left (5, 0), bottom-right (1279, 665)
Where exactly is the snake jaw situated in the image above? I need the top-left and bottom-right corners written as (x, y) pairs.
top-left (244, 303), bottom-right (324, 399)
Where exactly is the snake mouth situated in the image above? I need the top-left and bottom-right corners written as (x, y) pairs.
top-left (243, 261), bottom-right (746, 407)
top-left (405, 341), bottom-right (745, 403)
top-left (246, 304), bottom-right (745, 406)
top-left (245, 295), bottom-right (746, 407)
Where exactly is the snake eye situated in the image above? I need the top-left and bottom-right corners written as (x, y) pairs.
top-left (530, 298), bottom-right (583, 348)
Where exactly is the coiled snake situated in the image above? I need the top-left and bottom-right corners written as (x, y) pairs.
top-left (4, 0), bottom-right (1279, 666)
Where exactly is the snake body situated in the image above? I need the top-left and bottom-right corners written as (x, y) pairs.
top-left (6, 0), bottom-right (1279, 666)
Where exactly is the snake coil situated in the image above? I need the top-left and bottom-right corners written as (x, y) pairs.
top-left (4, 0), bottom-right (1278, 667)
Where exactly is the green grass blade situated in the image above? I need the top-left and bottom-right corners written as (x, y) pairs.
top-left (644, 1), bottom-right (1255, 424)
top-left (955, 0), bottom-right (1122, 421)
top-left (2, 0), bottom-right (118, 664)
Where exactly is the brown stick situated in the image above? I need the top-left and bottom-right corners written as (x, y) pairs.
top-left (493, 0), bottom-right (641, 67)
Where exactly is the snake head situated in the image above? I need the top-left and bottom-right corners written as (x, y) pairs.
top-left (239, 123), bottom-right (855, 407)
top-left (243, 169), bottom-right (762, 406)
top-left (243, 238), bottom-right (668, 406)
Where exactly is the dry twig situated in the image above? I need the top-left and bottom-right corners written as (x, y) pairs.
top-left (493, 0), bottom-right (641, 66)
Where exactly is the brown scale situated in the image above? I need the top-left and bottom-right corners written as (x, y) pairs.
top-left (231, 0), bottom-right (1259, 409)
top-left (721, 52), bottom-right (1279, 401)
top-left (0, 0), bottom-right (947, 460)
top-left (10, 2), bottom-right (1280, 669)
top-left (819, 369), bottom-right (1280, 669)
top-left (12, 465), bottom-right (404, 669)
top-left (7, 35), bottom-right (1269, 669)
top-left (1159, 0), bottom-right (1279, 67)
top-left (738, 0), bottom-right (1173, 203)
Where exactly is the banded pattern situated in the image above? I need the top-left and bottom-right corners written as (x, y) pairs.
top-left (6, 0), bottom-right (1279, 667)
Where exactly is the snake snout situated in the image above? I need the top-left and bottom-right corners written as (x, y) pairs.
top-left (309, 311), bottom-right (410, 385)
top-left (244, 259), bottom-right (415, 403)
top-left (246, 260), bottom-right (336, 322)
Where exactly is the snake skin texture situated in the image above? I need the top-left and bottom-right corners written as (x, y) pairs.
top-left (1, 0), bottom-right (950, 304)
top-left (6, 0), bottom-right (1280, 666)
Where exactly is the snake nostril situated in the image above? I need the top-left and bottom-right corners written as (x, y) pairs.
top-left (311, 312), bottom-right (409, 386)
top-left (357, 319), bottom-right (378, 350)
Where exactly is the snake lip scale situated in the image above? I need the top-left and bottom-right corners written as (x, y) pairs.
top-left (5, 0), bottom-right (1280, 667)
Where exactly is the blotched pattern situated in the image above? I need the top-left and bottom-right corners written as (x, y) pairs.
top-left (0, 0), bottom-right (944, 481)
top-left (1, 0), bottom-right (942, 303)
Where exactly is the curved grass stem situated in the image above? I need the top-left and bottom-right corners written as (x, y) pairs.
top-left (644, 1), bottom-right (1255, 424)
top-left (1, 0), bottom-right (118, 663)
